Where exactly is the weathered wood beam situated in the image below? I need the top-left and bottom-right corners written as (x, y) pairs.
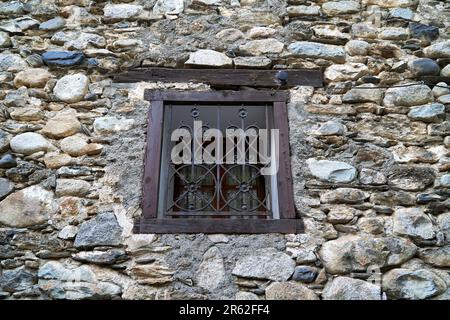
top-left (135, 218), bottom-right (304, 234)
top-left (113, 68), bottom-right (323, 88)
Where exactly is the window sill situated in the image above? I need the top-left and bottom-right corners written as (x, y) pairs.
top-left (134, 218), bottom-right (304, 234)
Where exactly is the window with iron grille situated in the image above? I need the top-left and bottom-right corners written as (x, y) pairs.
top-left (135, 90), bottom-right (302, 234)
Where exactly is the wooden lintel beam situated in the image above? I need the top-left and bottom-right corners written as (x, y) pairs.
top-left (113, 68), bottom-right (323, 88)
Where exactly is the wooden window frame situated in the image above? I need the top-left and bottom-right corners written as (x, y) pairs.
top-left (135, 90), bottom-right (303, 234)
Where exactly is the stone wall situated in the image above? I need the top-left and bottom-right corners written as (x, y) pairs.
top-left (0, 0), bottom-right (449, 300)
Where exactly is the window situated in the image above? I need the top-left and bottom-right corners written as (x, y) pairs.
top-left (136, 90), bottom-right (302, 234)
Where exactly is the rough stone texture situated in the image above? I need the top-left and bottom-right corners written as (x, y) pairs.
top-left (0, 0), bottom-right (449, 301)
top-left (38, 261), bottom-right (121, 299)
top-left (319, 235), bottom-right (417, 274)
top-left (265, 282), bottom-right (319, 300)
top-left (418, 247), bottom-right (450, 267)
top-left (196, 246), bottom-right (226, 291)
top-left (232, 248), bottom-right (295, 281)
top-left (393, 208), bottom-right (435, 241)
top-left (383, 85), bottom-right (433, 107)
top-left (322, 277), bottom-right (382, 300)
top-left (0, 178), bottom-right (14, 200)
top-left (13, 68), bottom-right (52, 88)
top-left (53, 74), bottom-right (89, 103)
top-left (407, 103), bottom-right (446, 123)
top-left (239, 38), bottom-right (284, 56)
top-left (73, 213), bottom-right (122, 249)
top-left (306, 159), bottom-right (356, 183)
top-left (0, 185), bottom-right (56, 227)
top-left (185, 49), bottom-right (232, 67)
top-left (10, 132), bottom-right (52, 155)
top-left (322, 1), bottom-right (360, 16)
top-left (288, 42), bottom-right (346, 63)
top-left (382, 269), bottom-right (446, 300)
top-left (41, 111), bottom-right (81, 139)
top-left (93, 117), bottom-right (134, 135)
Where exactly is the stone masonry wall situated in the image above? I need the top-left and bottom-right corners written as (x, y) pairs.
top-left (0, 0), bottom-right (449, 300)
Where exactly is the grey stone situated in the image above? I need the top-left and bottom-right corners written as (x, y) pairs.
top-left (359, 168), bottom-right (387, 185)
top-left (351, 22), bottom-right (377, 39)
top-left (418, 247), bottom-right (450, 267)
top-left (379, 27), bottom-right (409, 40)
top-left (409, 23), bottom-right (439, 41)
top-left (342, 84), bottom-right (384, 104)
top-left (0, 53), bottom-right (28, 72)
top-left (292, 266), bottom-right (318, 283)
top-left (10, 16), bottom-right (39, 31)
top-left (428, 121), bottom-right (450, 136)
top-left (383, 84), bottom-right (433, 107)
top-left (103, 4), bottom-right (143, 20)
top-left (322, 1), bottom-right (360, 16)
top-left (0, 178), bottom-right (14, 200)
top-left (306, 159), bottom-right (357, 183)
top-left (53, 73), bottom-right (89, 103)
top-left (424, 41), bottom-right (450, 59)
top-left (409, 58), bottom-right (440, 77)
top-left (0, 268), bottom-right (35, 293)
top-left (10, 132), bottom-right (52, 155)
top-left (441, 65), bottom-right (450, 77)
top-left (58, 225), bottom-right (78, 240)
top-left (287, 5), bottom-right (320, 17)
top-left (382, 268), bottom-right (446, 300)
top-left (0, 185), bottom-right (56, 228)
top-left (93, 116), bottom-right (134, 135)
top-left (239, 38), bottom-right (284, 56)
top-left (185, 49), bottom-right (232, 67)
top-left (324, 63), bottom-right (369, 82)
top-left (288, 42), bottom-right (346, 63)
top-left (440, 174), bottom-right (450, 188)
top-left (74, 212), bottom-right (123, 249)
top-left (388, 166), bottom-right (436, 191)
top-left (235, 291), bottom-right (260, 300)
top-left (322, 276), bottom-right (382, 300)
top-left (319, 235), bottom-right (417, 274)
top-left (4, 87), bottom-right (28, 108)
top-left (72, 249), bottom-right (128, 265)
top-left (39, 17), bottom-right (65, 31)
top-left (153, 0), bottom-right (184, 15)
top-left (55, 179), bottom-right (90, 197)
top-left (196, 246), bottom-right (226, 291)
top-left (265, 281), bottom-right (319, 300)
top-left (215, 28), bottom-right (244, 42)
top-left (38, 261), bottom-right (121, 300)
top-left (233, 56), bottom-right (271, 69)
top-left (51, 32), bottom-right (106, 50)
top-left (326, 206), bottom-right (356, 224)
top-left (313, 121), bottom-right (345, 136)
top-left (407, 103), bottom-right (446, 123)
top-left (42, 51), bottom-right (85, 67)
top-left (0, 130), bottom-right (11, 153)
top-left (232, 248), bottom-right (295, 281)
top-left (390, 8), bottom-right (414, 20)
top-left (437, 94), bottom-right (450, 104)
top-left (320, 188), bottom-right (369, 204)
top-left (393, 208), bottom-right (435, 241)
top-left (0, 32), bottom-right (11, 48)
top-left (25, 0), bottom-right (59, 18)
top-left (0, 1), bottom-right (24, 16)
top-left (345, 39), bottom-right (370, 56)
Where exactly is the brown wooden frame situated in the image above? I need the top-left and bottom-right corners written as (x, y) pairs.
top-left (135, 90), bottom-right (303, 234)
top-left (114, 68), bottom-right (323, 88)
